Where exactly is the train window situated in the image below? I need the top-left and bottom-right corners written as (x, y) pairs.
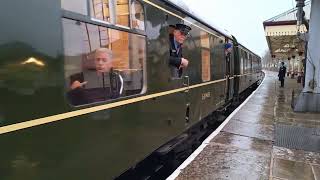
top-left (130, 0), bottom-right (145, 31)
top-left (244, 51), bottom-right (248, 73)
top-left (249, 54), bottom-right (253, 73)
top-left (240, 50), bottom-right (244, 74)
top-left (211, 37), bottom-right (224, 80)
top-left (91, 0), bottom-right (111, 22)
top-left (62, 18), bottom-right (145, 106)
top-left (116, 0), bottom-right (130, 27)
top-left (61, 0), bottom-right (88, 15)
top-left (200, 31), bottom-right (210, 82)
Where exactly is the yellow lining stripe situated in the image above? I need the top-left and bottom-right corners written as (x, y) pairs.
top-left (0, 78), bottom-right (226, 135)
top-left (235, 73), bottom-right (254, 77)
top-left (142, 0), bottom-right (224, 40)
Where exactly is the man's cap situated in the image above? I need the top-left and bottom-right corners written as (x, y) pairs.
top-left (225, 43), bottom-right (232, 49)
top-left (174, 24), bottom-right (191, 35)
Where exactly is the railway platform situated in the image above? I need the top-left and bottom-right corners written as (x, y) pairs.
top-left (168, 71), bottom-right (320, 180)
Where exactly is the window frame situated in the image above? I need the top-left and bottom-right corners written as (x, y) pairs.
top-left (61, 0), bottom-right (146, 32)
top-left (62, 10), bottom-right (146, 37)
top-left (62, 17), bottom-right (147, 107)
top-left (200, 31), bottom-right (211, 82)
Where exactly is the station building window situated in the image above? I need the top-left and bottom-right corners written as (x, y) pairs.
top-left (130, 0), bottom-right (145, 31)
top-left (200, 31), bottom-right (210, 82)
top-left (91, 0), bottom-right (111, 22)
top-left (62, 0), bottom-right (146, 31)
top-left (61, 0), bottom-right (88, 15)
top-left (62, 18), bottom-right (145, 106)
top-left (116, 0), bottom-right (130, 27)
top-left (90, 0), bottom-right (131, 27)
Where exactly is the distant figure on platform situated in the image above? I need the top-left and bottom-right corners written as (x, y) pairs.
top-left (278, 62), bottom-right (287, 88)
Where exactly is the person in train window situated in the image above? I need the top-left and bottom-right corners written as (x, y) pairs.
top-left (224, 43), bottom-right (233, 75)
top-left (278, 62), bottom-right (287, 88)
top-left (169, 23), bottom-right (192, 78)
top-left (225, 43), bottom-right (233, 56)
top-left (67, 48), bottom-right (123, 106)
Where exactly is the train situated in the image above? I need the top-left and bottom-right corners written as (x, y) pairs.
top-left (0, 0), bottom-right (263, 179)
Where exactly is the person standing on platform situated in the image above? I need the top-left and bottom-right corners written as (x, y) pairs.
top-left (278, 62), bottom-right (287, 88)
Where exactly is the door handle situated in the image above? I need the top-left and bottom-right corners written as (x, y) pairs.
top-left (183, 76), bottom-right (189, 87)
top-left (183, 76), bottom-right (190, 92)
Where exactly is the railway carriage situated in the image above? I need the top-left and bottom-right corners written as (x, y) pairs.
top-left (0, 0), bottom-right (262, 179)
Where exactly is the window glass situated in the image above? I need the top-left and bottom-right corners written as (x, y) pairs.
top-left (200, 31), bottom-right (210, 82)
top-left (200, 31), bottom-right (210, 48)
top-left (211, 37), bottom-right (224, 80)
top-left (130, 0), bottom-right (145, 30)
top-left (244, 51), bottom-right (248, 73)
top-left (61, 0), bottom-right (88, 15)
top-left (62, 18), bottom-right (145, 106)
top-left (250, 54), bottom-right (253, 72)
top-left (240, 50), bottom-right (244, 74)
top-left (116, 0), bottom-right (130, 26)
top-left (91, 0), bottom-right (111, 21)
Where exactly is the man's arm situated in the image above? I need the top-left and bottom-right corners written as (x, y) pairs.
top-left (67, 73), bottom-right (87, 105)
top-left (169, 56), bottom-right (182, 67)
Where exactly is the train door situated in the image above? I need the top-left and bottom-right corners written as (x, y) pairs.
top-left (225, 39), bottom-right (232, 102)
top-left (165, 15), bottom-right (191, 125)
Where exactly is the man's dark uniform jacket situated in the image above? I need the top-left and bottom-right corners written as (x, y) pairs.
top-left (278, 66), bottom-right (287, 80)
top-left (67, 70), bottom-right (122, 106)
top-left (169, 34), bottom-right (183, 78)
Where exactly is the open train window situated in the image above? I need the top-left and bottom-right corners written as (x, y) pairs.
top-left (62, 18), bottom-right (145, 106)
top-left (200, 31), bottom-right (210, 82)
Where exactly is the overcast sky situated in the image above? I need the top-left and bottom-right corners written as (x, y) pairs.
top-left (171, 0), bottom-right (297, 56)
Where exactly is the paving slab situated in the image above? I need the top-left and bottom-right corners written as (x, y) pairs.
top-left (176, 132), bottom-right (272, 180)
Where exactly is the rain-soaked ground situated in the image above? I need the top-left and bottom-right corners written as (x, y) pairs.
top-left (174, 71), bottom-right (320, 180)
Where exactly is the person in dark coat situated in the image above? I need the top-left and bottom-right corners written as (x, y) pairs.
top-left (169, 23), bottom-right (191, 78)
top-left (67, 48), bottom-right (123, 105)
top-left (225, 43), bottom-right (233, 75)
top-left (278, 62), bottom-right (287, 87)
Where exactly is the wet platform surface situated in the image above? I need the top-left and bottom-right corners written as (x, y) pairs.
top-left (174, 71), bottom-right (320, 180)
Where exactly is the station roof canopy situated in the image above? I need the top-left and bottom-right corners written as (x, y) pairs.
top-left (263, 1), bottom-right (311, 59)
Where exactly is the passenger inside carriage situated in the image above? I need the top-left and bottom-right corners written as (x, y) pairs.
top-left (67, 48), bottom-right (123, 106)
top-left (169, 23), bottom-right (192, 78)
